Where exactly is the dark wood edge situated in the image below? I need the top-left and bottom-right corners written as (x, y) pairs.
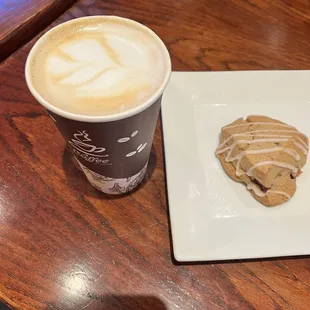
top-left (0, 0), bottom-right (77, 63)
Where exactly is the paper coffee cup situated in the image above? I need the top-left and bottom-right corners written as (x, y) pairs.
top-left (25, 16), bottom-right (171, 194)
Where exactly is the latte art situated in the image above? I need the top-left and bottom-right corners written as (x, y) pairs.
top-left (29, 17), bottom-right (168, 116)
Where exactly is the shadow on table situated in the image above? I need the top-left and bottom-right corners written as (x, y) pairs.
top-left (172, 254), bottom-right (310, 266)
top-left (46, 295), bottom-right (167, 310)
top-left (0, 301), bottom-right (11, 310)
top-left (62, 144), bottom-right (157, 200)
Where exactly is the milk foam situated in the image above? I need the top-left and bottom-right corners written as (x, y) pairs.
top-left (30, 17), bottom-right (168, 116)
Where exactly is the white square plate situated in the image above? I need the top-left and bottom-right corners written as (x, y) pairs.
top-left (162, 71), bottom-right (310, 262)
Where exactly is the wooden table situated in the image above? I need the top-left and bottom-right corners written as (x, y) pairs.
top-left (0, 0), bottom-right (76, 62)
top-left (1, 0), bottom-right (310, 309)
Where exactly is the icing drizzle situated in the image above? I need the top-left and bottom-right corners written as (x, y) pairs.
top-left (223, 122), bottom-right (295, 130)
top-left (247, 183), bottom-right (291, 200)
top-left (217, 121), bottom-right (308, 200)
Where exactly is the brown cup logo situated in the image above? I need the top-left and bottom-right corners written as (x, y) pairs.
top-left (69, 130), bottom-right (110, 165)
top-left (49, 96), bottom-right (162, 179)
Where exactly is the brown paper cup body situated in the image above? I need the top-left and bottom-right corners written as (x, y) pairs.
top-left (48, 97), bottom-right (161, 194)
top-left (25, 17), bottom-right (171, 194)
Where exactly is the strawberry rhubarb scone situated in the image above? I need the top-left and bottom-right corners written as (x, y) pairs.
top-left (216, 115), bottom-right (308, 206)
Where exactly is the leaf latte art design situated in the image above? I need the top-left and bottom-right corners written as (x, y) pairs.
top-left (32, 18), bottom-right (167, 115)
top-left (48, 36), bottom-right (151, 101)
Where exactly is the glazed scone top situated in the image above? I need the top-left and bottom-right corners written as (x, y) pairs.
top-left (216, 115), bottom-right (308, 200)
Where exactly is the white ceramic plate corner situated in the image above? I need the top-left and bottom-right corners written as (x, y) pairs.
top-left (162, 71), bottom-right (310, 262)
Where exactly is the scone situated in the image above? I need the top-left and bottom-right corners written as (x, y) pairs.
top-left (216, 115), bottom-right (308, 206)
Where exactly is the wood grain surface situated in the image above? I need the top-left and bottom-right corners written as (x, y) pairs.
top-left (0, 0), bottom-right (77, 62)
top-left (1, 0), bottom-right (310, 309)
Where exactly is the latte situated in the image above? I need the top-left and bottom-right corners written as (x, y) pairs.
top-left (27, 16), bottom-right (170, 116)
